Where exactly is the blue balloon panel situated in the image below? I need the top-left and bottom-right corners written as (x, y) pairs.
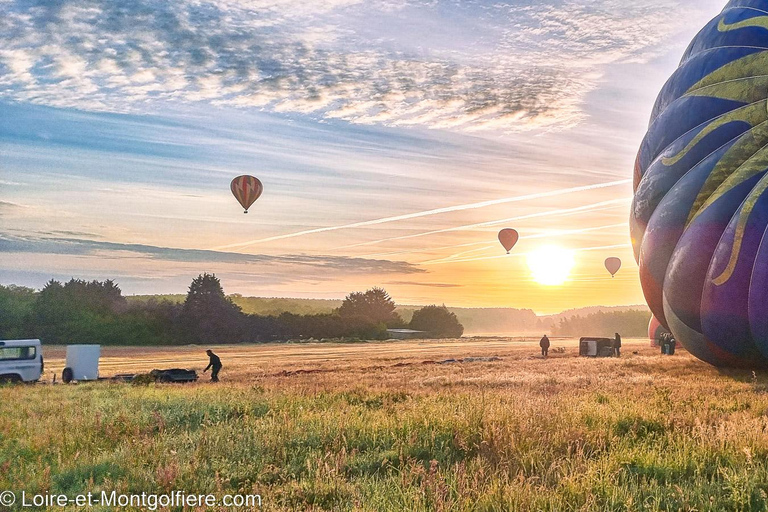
top-left (634, 0), bottom-right (768, 367)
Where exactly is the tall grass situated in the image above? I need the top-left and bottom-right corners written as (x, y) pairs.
top-left (3, 347), bottom-right (768, 510)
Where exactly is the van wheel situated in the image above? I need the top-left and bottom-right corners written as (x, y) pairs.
top-left (0, 375), bottom-right (22, 384)
top-left (62, 367), bottom-right (74, 384)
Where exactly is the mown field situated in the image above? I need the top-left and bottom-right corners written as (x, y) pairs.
top-left (4, 338), bottom-right (768, 511)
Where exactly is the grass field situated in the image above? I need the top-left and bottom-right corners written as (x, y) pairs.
top-left (4, 338), bottom-right (768, 511)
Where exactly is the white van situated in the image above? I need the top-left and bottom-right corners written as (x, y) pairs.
top-left (0, 339), bottom-right (44, 383)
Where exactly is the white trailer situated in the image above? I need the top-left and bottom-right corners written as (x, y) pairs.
top-left (0, 339), bottom-right (44, 383)
top-left (62, 345), bottom-right (100, 383)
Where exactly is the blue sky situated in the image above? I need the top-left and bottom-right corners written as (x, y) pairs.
top-left (0, 0), bottom-right (726, 312)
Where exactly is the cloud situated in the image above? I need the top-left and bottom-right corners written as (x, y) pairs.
top-left (0, 232), bottom-right (424, 276)
top-left (385, 280), bottom-right (461, 288)
top-left (0, 201), bottom-right (25, 216)
top-left (0, 0), bottom-right (707, 132)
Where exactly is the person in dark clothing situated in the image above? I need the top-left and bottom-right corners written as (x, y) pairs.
top-left (204, 350), bottom-right (222, 382)
top-left (540, 334), bottom-right (551, 357)
top-left (613, 333), bottom-right (622, 357)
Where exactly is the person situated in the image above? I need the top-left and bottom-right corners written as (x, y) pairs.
top-left (660, 332), bottom-right (670, 354)
top-left (203, 349), bottom-right (222, 382)
top-left (613, 333), bottom-right (622, 357)
top-left (539, 334), bottom-right (550, 357)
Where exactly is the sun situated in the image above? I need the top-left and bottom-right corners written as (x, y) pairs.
top-left (526, 245), bottom-right (575, 286)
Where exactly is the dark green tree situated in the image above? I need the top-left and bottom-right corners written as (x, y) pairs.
top-left (0, 284), bottom-right (37, 338)
top-left (182, 273), bottom-right (244, 343)
top-left (338, 287), bottom-right (401, 327)
top-left (409, 305), bottom-right (464, 338)
top-left (32, 278), bottom-right (131, 344)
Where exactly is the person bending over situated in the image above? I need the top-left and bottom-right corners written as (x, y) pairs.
top-left (204, 349), bottom-right (223, 382)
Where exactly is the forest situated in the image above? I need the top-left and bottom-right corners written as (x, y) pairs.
top-left (0, 275), bottom-right (463, 345)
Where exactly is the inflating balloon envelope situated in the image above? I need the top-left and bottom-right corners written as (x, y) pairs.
top-left (631, 0), bottom-right (768, 367)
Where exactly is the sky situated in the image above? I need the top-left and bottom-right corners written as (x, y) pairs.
top-left (0, 0), bottom-right (727, 313)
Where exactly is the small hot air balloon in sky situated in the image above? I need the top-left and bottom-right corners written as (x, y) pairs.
top-left (498, 228), bottom-right (519, 254)
top-left (230, 175), bottom-right (263, 213)
top-left (605, 257), bottom-right (621, 278)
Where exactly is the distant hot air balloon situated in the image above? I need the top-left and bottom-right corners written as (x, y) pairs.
top-left (498, 229), bottom-right (519, 254)
top-left (230, 175), bottom-right (263, 213)
top-left (605, 257), bottom-right (621, 278)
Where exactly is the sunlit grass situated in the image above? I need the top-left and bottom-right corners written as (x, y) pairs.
top-left (3, 341), bottom-right (768, 511)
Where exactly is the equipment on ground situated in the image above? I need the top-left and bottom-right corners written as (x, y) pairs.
top-left (62, 345), bottom-right (100, 383)
top-left (579, 337), bottom-right (614, 357)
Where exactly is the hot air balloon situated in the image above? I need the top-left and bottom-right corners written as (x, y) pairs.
top-left (632, 0), bottom-right (768, 367)
top-left (604, 257), bottom-right (621, 278)
top-left (498, 229), bottom-right (519, 254)
top-left (648, 315), bottom-right (671, 348)
top-left (230, 175), bottom-right (263, 213)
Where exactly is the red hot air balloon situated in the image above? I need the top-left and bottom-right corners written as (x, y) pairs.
top-left (230, 175), bottom-right (263, 213)
top-left (498, 229), bottom-right (519, 254)
top-left (648, 314), bottom-right (671, 348)
top-left (605, 257), bottom-right (621, 278)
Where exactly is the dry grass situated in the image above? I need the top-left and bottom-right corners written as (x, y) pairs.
top-left (4, 338), bottom-right (768, 511)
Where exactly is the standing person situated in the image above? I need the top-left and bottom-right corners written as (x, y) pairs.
top-left (613, 333), bottom-right (622, 357)
top-left (540, 334), bottom-right (551, 357)
top-left (203, 349), bottom-right (223, 382)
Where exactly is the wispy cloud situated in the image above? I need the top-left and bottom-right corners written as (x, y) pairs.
top-left (0, 0), bottom-right (704, 132)
top-left (385, 280), bottom-right (461, 288)
top-left (0, 232), bottom-right (424, 276)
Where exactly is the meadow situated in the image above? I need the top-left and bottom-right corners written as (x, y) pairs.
top-left (3, 338), bottom-right (768, 511)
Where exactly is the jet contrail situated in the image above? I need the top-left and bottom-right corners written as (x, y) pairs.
top-left (361, 240), bottom-right (494, 259)
top-left (211, 179), bottom-right (632, 250)
top-left (337, 197), bottom-right (631, 250)
top-left (421, 242), bottom-right (631, 266)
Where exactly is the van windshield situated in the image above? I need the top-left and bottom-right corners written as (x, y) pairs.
top-left (0, 346), bottom-right (37, 361)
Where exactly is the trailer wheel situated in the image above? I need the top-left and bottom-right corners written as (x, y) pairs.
top-left (62, 367), bottom-right (74, 384)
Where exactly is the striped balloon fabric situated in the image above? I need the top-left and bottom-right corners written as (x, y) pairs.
top-left (230, 175), bottom-right (263, 213)
top-left (632, 0), bottom-right (768, 367)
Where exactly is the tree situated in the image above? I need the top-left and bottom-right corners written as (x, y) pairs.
top-left (0, 285), bottom-right (36, 338)
top-left (182, 273), bottom-right (244, 343)
top-left (32, 279), bottom-right (131, 344)
top-left (338, 287), bottom-right (401, 327)
top-left (409, 305), bottom-right (464, 338)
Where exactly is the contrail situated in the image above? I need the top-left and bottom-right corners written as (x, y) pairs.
top-left (337, 197), bottom-right (631, 250)
top-left (211, 179), bottom-right (631, 250)
top-left (361, 240), bottom-right (493, 259)
top-left (421, 242), bottom-right (631, 266)
top-left (419, 222), bottom-right (627, 265)
top-left (357, 203), bottom-right (626, 258)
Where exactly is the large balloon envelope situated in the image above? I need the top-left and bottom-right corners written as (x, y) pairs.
top-left (498, 228), bottom-right (519, 254)
top-left (230, 175), bottom-right (263, 213)
top-left (632, 0), bottom-right (768, 367)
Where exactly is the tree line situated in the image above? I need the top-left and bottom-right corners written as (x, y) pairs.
top-left (551, 309), bottom-right (650, 337)
top-left (0, 274), bottom-right (463, 345)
